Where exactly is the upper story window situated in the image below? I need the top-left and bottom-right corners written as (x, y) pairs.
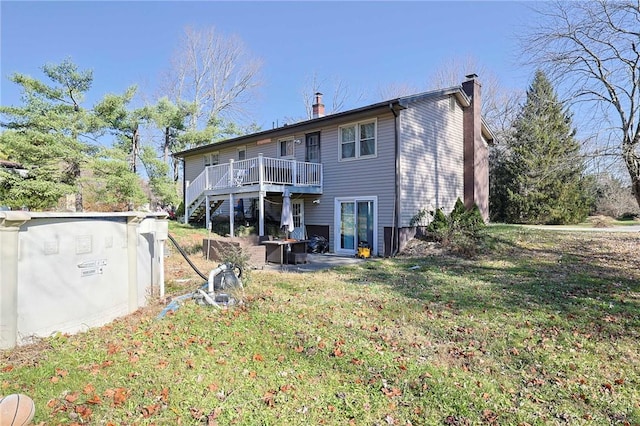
top-left (278, 138), bottom-right (294, 158)
top-left (339, 119), bottom-right (377, 160)
top-left (237, 146), bottom-right (246, 161)
top-left (204, 152), bottom-right (219, 167)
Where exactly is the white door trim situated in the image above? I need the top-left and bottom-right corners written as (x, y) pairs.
top-left (291, 199), bottom-right (305, 240)
top-left (333, 196), bottom-right (377, 255)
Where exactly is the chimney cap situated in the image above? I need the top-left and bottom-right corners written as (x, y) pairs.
top-left (465, 73), bottom-right (479, 80)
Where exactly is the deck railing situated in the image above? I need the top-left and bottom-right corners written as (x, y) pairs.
top-left (186, 155), bottom-right (322, 209)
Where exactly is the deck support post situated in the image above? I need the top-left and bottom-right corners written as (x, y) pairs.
top-left (258, 191), bottom-right (265, 236)
top-left (205, 195), bottom-right (210, 232)
top-left (229, 193), bottom-right (235, 237)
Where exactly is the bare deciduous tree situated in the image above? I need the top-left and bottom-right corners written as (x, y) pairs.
top-left (301, 72), bottom-right (363, 119)
top-left (426, 56), bottom-right (523, 137)
top-left (522, 0), bottom-right (640, 208)
top-left (375, 82), bottom-right (420, 101)
top-left (160, 26), bottom-right (262, 130)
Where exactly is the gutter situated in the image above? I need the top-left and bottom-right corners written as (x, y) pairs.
top-left (173, 86), bottom-right (469, 159)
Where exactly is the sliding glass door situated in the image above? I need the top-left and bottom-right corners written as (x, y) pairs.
top-left (335, 197), bottom-right (376, 255)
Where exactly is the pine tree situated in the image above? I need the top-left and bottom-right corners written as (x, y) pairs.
top-left (0, 59), bottom-right (99, 210)
top-left (503, 70), bottom-right (589, 224)
top-left (0, 59), bottom-right (154, 211)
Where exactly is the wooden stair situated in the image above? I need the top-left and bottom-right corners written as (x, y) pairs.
top-left (189, 199), bottom-right (224, 223)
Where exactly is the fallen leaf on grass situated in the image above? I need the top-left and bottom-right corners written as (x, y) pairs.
top-left (482, 409), bottom-right (499, 424)
top-left (280, 384), bottom-right (294, 393)
top-left (381, 387), bottom-right (402, 398)
top-left (160, 387), bottom-right (170, 402)
top-left (107, 343), bottom-right (121, 355)
top-left (263, 390), bottom-right (276, 407)
top-left (114, 387), bottom-right (129, 405)
top-left (75, 404), bottom-right (93, 420)
top-left (141, 403), bottom-right (160, 418)
top-left (65, 392), bottom-right (80, 403)
top-left (86, 394), bottom-right (102, 405)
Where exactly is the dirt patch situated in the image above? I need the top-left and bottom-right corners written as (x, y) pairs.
top-left (397, 238), bottom-right (446, 257)
top-left (587, 215), bottom-right (615, 228)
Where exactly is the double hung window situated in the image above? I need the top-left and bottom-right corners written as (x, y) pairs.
top-left (204, 152), bottom-right (219, 167)
top-left (339, 119), bottom-right (377, 160)
top-left (279, 138), bottom-right (294, 158)
top-left (237, 147), bottom-right (246, 161)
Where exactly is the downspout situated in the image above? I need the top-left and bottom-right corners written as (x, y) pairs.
top-left (390, 103), bottom-right (401, 257)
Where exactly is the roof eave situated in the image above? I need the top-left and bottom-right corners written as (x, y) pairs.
top-left (173, 85), bottom-right (474, 158)
top-left (172, 101), bottom-right (402, 158)
top-left (481, 118), bottom-right (497, 145)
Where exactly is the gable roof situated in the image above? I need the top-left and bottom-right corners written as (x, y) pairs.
top-left (173, 85), bottom-right (489, 158)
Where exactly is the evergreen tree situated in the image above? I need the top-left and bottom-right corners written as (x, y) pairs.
top-left (95, 90), bottom-right (185, 209)
top-left (0, 59), bottom-right (159, 211)
top-left (81, 147), bottom-right (147, 211)
top-left (503, 70), bottom-right (589, 224)
top-left (0, 58), bottom-right (99, 210)
top-left (139, 97), bottom-right (190, 181)
top-left (488, 142), bottom-right (515, 223)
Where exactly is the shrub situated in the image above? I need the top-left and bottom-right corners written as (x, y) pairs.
top-left (421, 199), bottom-right (486, 257)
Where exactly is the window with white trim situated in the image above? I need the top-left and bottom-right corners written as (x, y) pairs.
top-left (278, 138), bottom-right (294, 158)
top-left (339, 119), bottom-right (377, 160)
top-left (237, 146), bottom-right (246, 161)
top-left (204, 152), bottom-right (219, 167)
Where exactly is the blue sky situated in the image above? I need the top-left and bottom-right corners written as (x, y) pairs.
top-left (1, 1), bottom-right (535, 130)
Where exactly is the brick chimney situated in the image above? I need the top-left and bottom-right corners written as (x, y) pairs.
top-left (461, 74), bottom-right (489, 222)
top-left (312, 92), bottom-right (325, 119)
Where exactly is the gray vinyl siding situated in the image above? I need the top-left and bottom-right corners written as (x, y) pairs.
top-left (303, 113), bottom-right (396, 254)
top-left (398, 95), bottom-right (464, 227)
top-left (181, 111), bottom-right (398, 254)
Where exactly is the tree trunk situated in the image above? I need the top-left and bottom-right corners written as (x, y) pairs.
top-left (622, 132), bottom-right (640, 210)
top-left (75, 188), bottom-right (83, 212)
top-left (625, 155), bottom-right (640, 209)
top-left (131, 126), bottom-right (139, 173)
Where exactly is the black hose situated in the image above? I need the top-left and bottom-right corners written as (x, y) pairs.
top-left (167, 233), bottom-right (208, 281)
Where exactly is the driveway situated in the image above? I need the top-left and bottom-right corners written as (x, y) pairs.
top-left (522, 224), bottom-right (640, 233)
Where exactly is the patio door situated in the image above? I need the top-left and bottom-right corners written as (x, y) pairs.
top-left (290, 200), bottom-right (305, 240)
top-left (335, 197), bottom-right (376, 255)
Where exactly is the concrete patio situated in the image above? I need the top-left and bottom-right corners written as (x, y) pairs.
top-left (260, 252), bottom-right (366, 272)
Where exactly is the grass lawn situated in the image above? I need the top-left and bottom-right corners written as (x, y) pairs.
top-left (2, 225), bottom-right (639, 425)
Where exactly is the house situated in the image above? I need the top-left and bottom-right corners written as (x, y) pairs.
top-left (0, 159), bottom-right (28, 178)
top-left (173, 74), bottom-right (494, 257)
